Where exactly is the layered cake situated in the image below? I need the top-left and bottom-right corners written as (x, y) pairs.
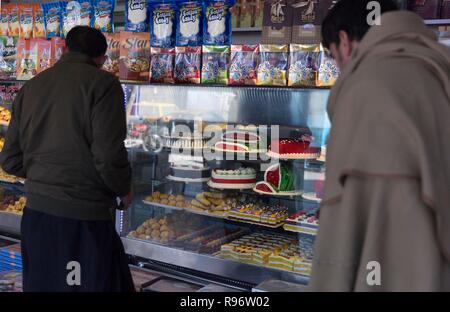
top-left (254, 163), bottom-right (299, 195)
top-left (268, 134), bottom-right (320, 159)
top-left (284, 211), bottom-right (319, 235)
top-left (228, 203), bottom-right (288, 227)
top-left (208, 167), bottom-right (257, 189)
top-left (214, 127), bottom-right (266, 153)
top-left (167, 154), bottom-right (211, 183)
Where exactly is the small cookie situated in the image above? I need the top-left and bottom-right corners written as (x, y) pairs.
top-left (151, 229), bottom-right (160, 238)
top-left (195, 193), bottom-right (211, 206)
top-left (160, 199), bottom-right (169, 205)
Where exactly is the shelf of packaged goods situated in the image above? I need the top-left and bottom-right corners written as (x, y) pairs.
top-left (424, 19), bottom-right (450, 25)
top-left (0, 211), bottom-right (21, 236)
top-left (233, 27), bottom-right (263, 32)
top-left (122, 236), bottom-right (310, 286)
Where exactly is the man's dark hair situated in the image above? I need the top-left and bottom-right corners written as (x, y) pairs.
top-left (322, 0), bottom-right (399, 49)
top-left (66, 26), bottom-right (107, 58)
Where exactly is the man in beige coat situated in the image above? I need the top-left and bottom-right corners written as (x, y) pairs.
top-left (309, 0), bottom-right (450, 291)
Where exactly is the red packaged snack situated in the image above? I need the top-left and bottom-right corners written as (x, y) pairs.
top-left (19, 4), bottom-right (34, 39)
top-left (103, 32), bottom-right (120, 76)
top-left (119, 31), bottom-right (151, 82)
top-left (229, 44), bottom-right (259, 85)
top-left (36, 39), bottom-right (52, 73)
top-left (174, 46), bottom-right (201, 84)
top-left (17, 39), bottom-right (38, 80)
top-left (51, 37), bottom-right (66, 66)
top-left (150, 47), bottom-right (175, 84)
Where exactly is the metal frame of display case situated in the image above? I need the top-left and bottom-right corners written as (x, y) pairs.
top-left (119, 83), bottom-right (330, 287)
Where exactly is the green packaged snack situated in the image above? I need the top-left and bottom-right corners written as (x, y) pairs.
top-left (201, 45), bottom-right (230, 84)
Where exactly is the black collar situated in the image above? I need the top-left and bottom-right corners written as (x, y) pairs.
top-left (58, 52), bottom-right (97, 67)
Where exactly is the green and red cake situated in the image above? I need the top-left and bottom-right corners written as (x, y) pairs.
top-left (254, 163), bottom-right (297, 194)
top-left (268, 135), bottom-right (320, 159)
top-left (214, 130), bottom-right (265, 153)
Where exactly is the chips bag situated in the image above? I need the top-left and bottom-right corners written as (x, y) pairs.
top-left (257, 44), bottom-right (288, 86)
top-left (316, 45), bottom-right (340, 87)
top-left (176, 0), bottom-right (203, 47)
top-left (93, 0), bottom-right (115, 32)
top-left (19, 5), bottom-right (34, 39)
top-left (150, 0), bottom-right (177, 48)
top-left (288, 44), bottom-right (320, 87)
top-left (51, 37), bottom-right (66, 65)
top-left (33, 4), bottom-right (46, 38)
top-left (201, 45), bottom-right (229, 84)
top-left (8, 4), bottom-right (20, 37)
top-left (203, 0), bottom-right (234, 45)
top-left (229, 44), bottom-right (259, 85)
top-left (125, 0), bottom-right (149, 32)
top-left (62, 1), bottom-right (82, 38)
top-left (0, 7), bottom-right (9, 36)
top-left (150, 47), bottom-right (175, 83)
top-left (119, 31), bottom-right (151, 81)
top-left (43, 2), bottom-right (63, 38)
top-left (0, 36), bottom-right (17, 79)
top-left (174, 46), bottom-right (201, 83)
top-left (79, 0), bottom-right (94, 26)
top-left (17, 38), bottom-right (38, 80)
top-left (37, 39), bottom-right (52, 74)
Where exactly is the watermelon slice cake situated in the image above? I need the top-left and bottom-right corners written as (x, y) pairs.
top-left (214, 130), bottom-right (265, 153)
top-left (254, 163), bottom-right (295, 194)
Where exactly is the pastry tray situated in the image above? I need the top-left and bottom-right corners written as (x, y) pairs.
top-left (253, 188), bottom-right (302, 197)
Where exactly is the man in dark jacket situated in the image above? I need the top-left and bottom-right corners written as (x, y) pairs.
top-left (0, 26), bottom-right (134, 291)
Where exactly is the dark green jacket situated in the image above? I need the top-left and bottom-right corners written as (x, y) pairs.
top-left (0, 52), bottom-right (131, 220)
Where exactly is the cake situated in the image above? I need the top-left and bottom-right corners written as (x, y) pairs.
top-left (207, 167), bottom-right (257, 189)
top-left (254, 163), bottom-right (298, 194)
top-left (284, 211), bottom-right (319, 235)
top-left (214, 127), bottom-right (266, 153)
top-left (268, 134), bottom-right (320, 159)
top-left (228, 203), bottom-right (288, 226)
top-left (167, 154), bottom-right (211, 182)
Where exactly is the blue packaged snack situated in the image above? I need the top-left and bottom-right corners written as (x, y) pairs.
top-left (203, 0), bottom-right (234, 45)
top-left (62, 1), bottom-right (82, 38)
top-left (125, 0), bottom-right (149, 32)
top-left (149, 0), bottom-right (176, 48)
top-left (78, 0), bottom-right (94, 27)
top-left (93, 0), bottom-right (115, 32)
top-left (42, 2), bottom-right (64, 38)
top-left (176, 0), bottom-right (202, 46)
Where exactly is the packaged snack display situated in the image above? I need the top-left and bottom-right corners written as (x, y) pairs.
top-left (43, 2), bottom-right (63, 38)
top-left (254, 0), bottom-right (264, 28)
top-left (288, 44), bottom-right (320, 87)
top-left (51, 37), bottom-right (66, 65)
top-left (93, 0), bottom-right (115, 32)
top-left (408, 0), bottom-right (442, 19)
top-left (19, 5), bottom-right (34, 39)
top-left (201, 45), bottom-right (230, 84)
top-left (229, 44), bottom-right (259, 85)
top-left (119, 31), bottom-right (151, 81)
top-left (150, 0), bottom-right (176, 48)
top-left (17, 39), bottom-right (38, 80)
top-left (8, 5), bottom-right (20, 37)
top-left (0, 7), bottom-right (9, 36)
top-left (176, 0), bottom-right (203, 47)
top-left (125, 0), bottom-right (149, 32)
top-left (0, 36), bottom-right (17, 80)
top-left (33, 4), bottom-right (46, 38)
top-left (37, 39), bottom-right (52, 74)
top-left (203, 0), bottom-right (234, 45)
top-left (239, 0), bottom-right (252, 28)
top-left (257, 44), bottom-right (288, 86)
top-left (174, 46), bottom-right (201, 83)
top-left (230, 0), bottom-right (240, 29)
top-left (262, 0), bottom-right (292, 44)
top-left (79, 0), bottom-right (94, 26)
top-left (316, 46), bottom-right (340, 87)
top-left (150, 47), bottom-right (175, 83)
top-left (62, 1), bottom-right (82, 38)
top-left (103, 32), bottom-right (120, 76)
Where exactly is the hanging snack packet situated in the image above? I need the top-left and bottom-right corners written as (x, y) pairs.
top-left (62, 1), bottom-right (82, 38)
top-left (51, 37), bottom-right (66, 65)
top-left (257, 44), bottom-right (288, 86)
top-left (316, 45), bottom-right (340, 87)
top-left (79, 0), bottom-right (94, 26)
top-left (93, 0), bottom-right (115, 33)
top-left (229, 44), bottom-right (259, 85)
top-left (43, 2), bottom-right (63, 38)
top-left (0, 36), bottom-right (18, 80)
top-left (119, 31), bottom-right (151, 81)
top-left (203, 0), bottom-right (234, 45)
top-left (176, 0), bottom-right (202, 47)
top-left (150, 47), bottom-right (175, 83)
top-left (149, 0), bottom-right (176, 48)
top-left (17, 38), bottom-right (38, 80)
top-left (37, 38), bottom-right (52, 73)
top-left (125, 0), bottom-right (149, 32)
top-left (8, 4), bottom-right (20, 37)
top-left (33, 4), bottom-right (46, 38)
top-left (174, 46), bottom-right (201, 83)
top-left (201, 45), bottom-right (229, 84)
top-left (19, 5), bottom-right (34, 39)
top-left (288, 44), bottom-right (320, 87)
top-left (103, 32), bottom-right (120, 76)
top-left (0, 7), bottom-right (9, 36)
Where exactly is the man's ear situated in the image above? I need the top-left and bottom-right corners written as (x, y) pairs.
top-left (338, 30), bottom-right (352, 56)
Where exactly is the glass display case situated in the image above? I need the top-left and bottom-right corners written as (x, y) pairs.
top-left (119, 83), bottom-right (331, 287)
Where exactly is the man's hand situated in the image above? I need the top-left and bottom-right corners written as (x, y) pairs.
top-left (118, 192), bottom-right (133, 210)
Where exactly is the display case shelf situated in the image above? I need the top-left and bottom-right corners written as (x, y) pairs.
top-left (0, 212), bottom-right (21, 236)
